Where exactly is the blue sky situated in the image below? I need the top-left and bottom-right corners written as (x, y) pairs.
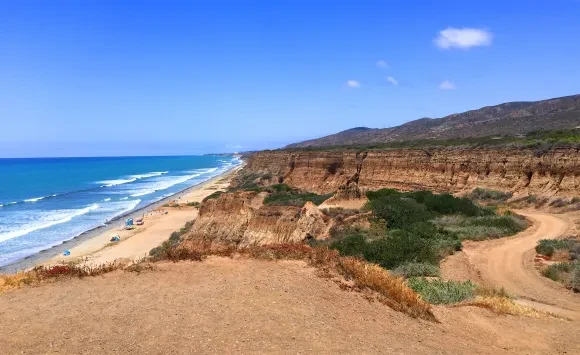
top-left (1, 0), bottom-right (579, 157)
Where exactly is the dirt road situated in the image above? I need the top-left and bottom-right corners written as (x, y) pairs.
top-left (464, 211), bottom-right (580, 319)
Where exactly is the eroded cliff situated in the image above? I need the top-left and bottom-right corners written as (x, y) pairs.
top-left (185, 191), bottom-right (331, 245)
top-left (242, 147), bottom-right (580, 197)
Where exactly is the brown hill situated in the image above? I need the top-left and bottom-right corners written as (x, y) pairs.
top-left (287, 94), bottom-right (580, 148)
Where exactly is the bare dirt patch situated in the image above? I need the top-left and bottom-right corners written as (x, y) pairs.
top-left (1, 257), bottom-right (578, 354)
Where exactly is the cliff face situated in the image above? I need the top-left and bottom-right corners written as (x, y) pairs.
top-left (242, 147), bottom-right (580, 196)
top-left (186, 191), bottom-right (330, 246)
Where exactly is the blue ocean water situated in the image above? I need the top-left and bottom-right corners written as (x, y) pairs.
top-left (0, 155), bottom-right (241, 267)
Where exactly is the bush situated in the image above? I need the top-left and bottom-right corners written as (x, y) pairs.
top-left (330, 232), bottom-right (367, 258)
top-left (407, 278), bottom-right (476, 304)
top-left (466, 188), bottom-right (513, 202)
top-left (541, 262), bottom-right (573, 281)
top-left (365, 230), bottom-right (439, 269)
top-left (393, 262), bottom-right (440, 278)
top-left (367, 196), bottom-right (430, 229)
top-left (267, 183), bottom-right (293, 193)
top-left (433, 215), bottom-right (528, 241)
top-left (536, 239), bottom-right (575, 251)
top-left (571, 267), bottom-right (580, 292)
top-left (202, 191), bottom-right (224, 202)
top-left (186, 201), bottom-right (200, 207)
top-left (536, 244), bottom-right (555, 257)
top-left (330, 222), bottom-right (461, 270)
top-left (263, 190), bottom-right (333, 207)
top-left (365, 189), bottom-right (491, 227)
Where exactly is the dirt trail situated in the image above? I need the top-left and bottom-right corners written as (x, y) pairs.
top-left (464, 211), bottom-right (580, 319)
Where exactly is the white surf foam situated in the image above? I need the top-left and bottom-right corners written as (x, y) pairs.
top-left (103, 198), bottom-right (112, 202)
top-left (24, 196), bottom-right (46, 203)
top-left (99, 178), bottom-right (138, 187)
top-left (0, 204), bottom-right (100, 243)
top-left (129, 173), bottom-right (203, 197)
top-left (129, 171), bottom-right (168, 179)
top-left (120, 197), bottom-right (129, 200)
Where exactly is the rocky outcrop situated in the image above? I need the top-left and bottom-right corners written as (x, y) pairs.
top-left (186, 191), bottom-right (330, 246)
top-left (242, 147), bottom-right (580, 197)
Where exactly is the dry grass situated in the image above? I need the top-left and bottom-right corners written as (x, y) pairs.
top-left (0, 262), bottom-right (121, 292)
top-left (451, 285), bottom-right (560, 319)
top-left (337, 257), bottom-right (435, 321)
top-left (458, 296), bottom-right (556, 318)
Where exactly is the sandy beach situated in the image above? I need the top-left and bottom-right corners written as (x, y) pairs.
top-left (0, 164), bottom-right (242, 273)
top-left (48, 165), bottom-right (241, 267)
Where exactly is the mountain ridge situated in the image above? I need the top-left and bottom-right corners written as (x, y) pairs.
top-left (287, 94), bottom-right (580, 148)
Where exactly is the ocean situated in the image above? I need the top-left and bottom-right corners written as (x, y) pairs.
top-left (0, 155), bottom-right (241, 267)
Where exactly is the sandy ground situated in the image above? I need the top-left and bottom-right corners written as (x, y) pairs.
top-left (448, 211), bottom-right (580, 320)
top-left (1, 257), bottom-right (579, 355)
top-left (45, 168), bottom-right (239, 267)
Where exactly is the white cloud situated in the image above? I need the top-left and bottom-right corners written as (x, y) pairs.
top-left (226, 144), bottom-right (243, 149)
top-left (386, 76), bottom-right (398, 86)
top-left (434, 27), bottom-right (492, 49)
top-left (376, 60), bottom-right (388, 68)
top-left (439, 80), bottom-right (456, 90)
top-left (346, 80), bottom-right (360, 88)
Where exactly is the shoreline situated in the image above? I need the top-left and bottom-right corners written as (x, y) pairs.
top-left (0, 164), bottom-right (242, 274)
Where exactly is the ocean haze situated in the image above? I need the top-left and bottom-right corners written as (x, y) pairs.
top-left (0, 140), bottom-right (290, 158)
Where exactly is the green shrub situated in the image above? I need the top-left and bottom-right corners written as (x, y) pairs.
top-left (267, 183), bottom-right (293, 193)
top-left (407, 278), bottom-right (476, 304)
top-left (433, 215), bottom-right (527, 241)
top-left (541, 262), bottom-right (572, 281)
top-left (367, 196), bottom-right (430, 229)
top-left (186, 201), bottom-right (200, 207)
top-left (466, 188), bottom-right (513, 202)
top-left (365, 230), bottom-right (439, 269)
top-left (536, 239), bottom-right (575, 251)
top-left (202, 191), bottom-right (224, 202)
top-left (263, 190), bottom-right (333, 207)
top-left (330, 233), bottom-right (367, 258)
top-left (526, 195), bottom-right (537, 203)
top-left (571, 267), bottom-right (580, 292)
top-left (541, 261), bottom-right (580, 291)
top-left (393, 262), bottom-right (440, 278)
top-left (330, 223), bottom-right (454, 270)
top-left (366, 188), bottom-right (491, 225)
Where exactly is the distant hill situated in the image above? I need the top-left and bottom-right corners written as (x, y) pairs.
top-left (286, 94), bottom-right (580, 148)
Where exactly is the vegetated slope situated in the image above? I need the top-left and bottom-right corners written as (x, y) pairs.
top-left (287, 94), bottom-right (580, 148)
top-left (1, 258), bottom-right (579, 355)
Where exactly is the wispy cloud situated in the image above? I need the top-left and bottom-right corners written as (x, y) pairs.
top-left (226, 144), bottom-right (243, 149)
top-left (434, 27), bottom-right (492, 49)
top-left (376, 60), bottom-right (388, 68)
top-left (346, 80), bottom-right (360, 88)
top-left (386, 76), bottom-right (398, 86)
top-left (439, 80), bottom-right (456, 90)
